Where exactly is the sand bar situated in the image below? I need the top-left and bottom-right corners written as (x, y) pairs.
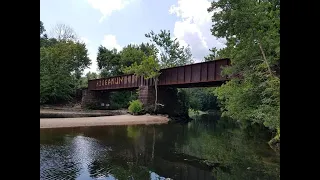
top-left (40, 115), bottom-right (169, 128)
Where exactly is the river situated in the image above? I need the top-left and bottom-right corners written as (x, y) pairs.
top-left (40, 113), bottom-right (280, 180)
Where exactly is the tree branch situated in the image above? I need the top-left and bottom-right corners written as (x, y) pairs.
top-left (257, 42), bottom-right (274, 78)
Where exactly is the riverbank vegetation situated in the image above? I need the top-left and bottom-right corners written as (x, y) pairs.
top-left (206, 0), bottom-right (280, 146)
top-left (128, 100), bottom-right (143, 115)
top-left (40, 0), bottom-right (279, 149)
top-left (40, 22), bottom-right (91, 104)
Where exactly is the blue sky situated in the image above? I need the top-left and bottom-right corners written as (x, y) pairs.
top-left (40, 0), bottom-right (225, 74)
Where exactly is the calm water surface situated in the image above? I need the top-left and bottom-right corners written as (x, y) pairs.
top-left (40, 113), bottom-right (280, 180)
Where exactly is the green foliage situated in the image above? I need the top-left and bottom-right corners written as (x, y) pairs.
top-left (97, 46), bottom-right (122, 77)
top-left (96, 43), bottom-right (158, 109)
top-left (40, 21), bottom-right (91, 104)
top-left (120, 43), bottom-right (156, 67)
top-left (189, 109), bottom-right (200, 116)
top-left (40, 21), bottom-right (45, 35)
top-left (176, 89), bottom-right (190, 116)
top-left (128, 100), bottom-right (143, 115)
top-left (123, 55), bottom-right (161, 80)
top-left (96, 30), bottom-right (194, 112)
top-left (207, 0), bottom-right (280, 142)
top-left (185, 88), bottom-right (219, 111)
top-left (145, 30), bottom-right (193, 68)
top-left (175, 115), bottom-right (280, 179)
top-left (109, 91), bottom-right (138, 109)
top-left (124, 55), bottom-right (161, 111)
top-left (86, 71), bottom-right (99, 80)
top-left (97, 43), bottom-right (157, 78)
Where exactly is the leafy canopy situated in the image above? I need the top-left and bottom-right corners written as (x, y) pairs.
top-left (40, 21), bottom-right (91, 104)
top-left (123, 55), bottom-right (161, 80)
top-left (145, 30), bottom-right (193, 68)
top-left (206, 0), bottom-right (280, 141)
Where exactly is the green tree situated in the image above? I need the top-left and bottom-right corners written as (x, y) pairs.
top-left (204, 47), bottom-right (218, 61)
top-left (86, 71), bottom-right (99, 80)
top-left (40, 21), bottom-right (50, 47)
top-left (75, 71), bottom-right (100, 89)
top-left (124, 56), bottom-right (161, 112)
top-left (138, 42), bottom-right (158, 57)
top-left (40, 21), bottom-right (46, 36)
top-left (96, 43), bottom-right (159, 110)
top-left (145, 30), bottom-right (193, 68)
top-left (207, 0), bottom-right (280, 145)
top-left (120, 44), bottom-right (145, 68)
top-left (97, 43), bottom-right (157, 78)
top-left (40, 40), bottom-right (91, 103)
top-left (185, 88), bottom-right (219, 111)
top-left (97, 46), bottom-right (122, 77)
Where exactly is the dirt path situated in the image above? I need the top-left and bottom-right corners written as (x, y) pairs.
top-left (40, 115), bottom-right (169, 128)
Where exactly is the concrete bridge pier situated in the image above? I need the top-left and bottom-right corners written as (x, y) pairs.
top-left (139, 86), bottom-right (189, 118)
top-left (138, 86), bottom-right (156, 111)
top-left (81, 89), bottom-right (110, 109)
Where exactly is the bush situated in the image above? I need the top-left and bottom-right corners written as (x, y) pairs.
top-left (128, 100), bottom-right (143, 115)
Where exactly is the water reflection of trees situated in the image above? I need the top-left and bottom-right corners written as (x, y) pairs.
top-left (85, 126), bottom-right (154, 179)
top-left (84, 125), bottom-right (216, 180)
top-left (40, 115), bottom-right (280, 180)
top-left (177, 113), bottom-right (280, 180)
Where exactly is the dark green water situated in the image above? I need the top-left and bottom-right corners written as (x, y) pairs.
top-left (40, 113), bottom-right (280, 180)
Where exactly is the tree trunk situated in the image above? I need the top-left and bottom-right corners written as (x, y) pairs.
top-left (258, 42), bottom-right (273, 77)
top-left (154, 77), bottom-right (158, 112)
top-left (151, 126), bottom-right (155, 161)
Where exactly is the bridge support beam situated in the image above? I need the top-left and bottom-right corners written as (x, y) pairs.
top-left (81, 89), bottom-right (110, 109)
top-left (139, 86), bottom-right (156, 112)
top-left (139, 86), bottom-right (189, 118)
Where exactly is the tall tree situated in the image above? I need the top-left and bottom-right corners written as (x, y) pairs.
top-left (120, 44), bottom-right (145, 68)
top-left (40, 21), bottom-right (49, 47)
top-left (138, 42), bottom-right (158, 57)
top-left (124, 55), bottom-right (161, 112)
top-left (40, 21), bottom-right (46, 36)
top-left (40, 40), bottom-right (91, 103)
top-left (97, 43), bottom-right (158, 78)
top-left (145, 30), bottom-right (193, 68)
top-left (207, 0), bottom-right (280, 145)
top-left (86, 71), bottom-right (99, 80)
top-left (50, 23), bottom-right (78, 42)
top-left (96, 46), bottom-right (122, 77)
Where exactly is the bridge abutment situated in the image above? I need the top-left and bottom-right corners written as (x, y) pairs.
top-left (81, 89), bottom-right (110, 109)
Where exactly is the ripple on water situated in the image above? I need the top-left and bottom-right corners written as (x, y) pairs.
top-left (40, 135), bottom-right (108, 180)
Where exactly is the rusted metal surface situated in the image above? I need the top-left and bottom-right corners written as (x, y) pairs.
top-left (88, 58), bottom-right (230, 91)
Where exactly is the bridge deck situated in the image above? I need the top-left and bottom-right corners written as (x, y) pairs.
top-left (88, 58), bottom-right (230, 91)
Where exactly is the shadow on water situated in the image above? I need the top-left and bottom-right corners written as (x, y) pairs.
top-left (40, 112), bottom-right (280, 180)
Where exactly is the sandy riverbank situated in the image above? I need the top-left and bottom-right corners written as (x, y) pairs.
top-left (40, 109), bottom-right (127, 118)
top-left (40, 115), bottom-right (169, 128)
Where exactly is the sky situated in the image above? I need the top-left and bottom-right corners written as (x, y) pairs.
top-left (40, 0), bottom-right (225, 74)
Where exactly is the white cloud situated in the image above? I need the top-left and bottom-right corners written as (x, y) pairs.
top-left (169, 0), bottom-right (213, 25)
top-left (102, 34), bottom-right (122, 51)
top-left (80, 37), bottom-right (90, 44)
top-left (81, 37), bottom-right (98, 75)
top-left (83, 34), bottom-right (122, 75)
top-left (169, 0), bottom-right (225, 62)
top-left (86, 0), bottom-right (135, 23)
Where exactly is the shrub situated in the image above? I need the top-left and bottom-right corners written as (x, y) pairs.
top-left (128, 100), bottom-right (143, 115)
